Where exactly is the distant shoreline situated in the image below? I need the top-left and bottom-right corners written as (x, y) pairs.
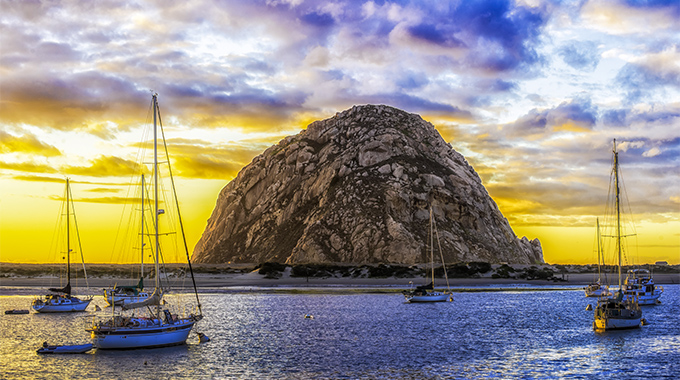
top-left (1, 262), bottom-right (678, 296)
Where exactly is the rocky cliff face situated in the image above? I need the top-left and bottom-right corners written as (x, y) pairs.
top-left (192, 105), bottom-right (543, 265)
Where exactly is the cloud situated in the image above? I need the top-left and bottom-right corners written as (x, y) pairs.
top-left (582, 0), bottom-right (680, 35)
top-left (616, 47), bottom-right (680, 102)
top-left (0, 130), bottom-right (61, 156)
top-left (0, 160), bottom-right (57, 174)
top-left (557, 41), bottom-right (600, 71)
top-left (161, 137), bottom-right (275, 179)
top-left (63, 156), bottom-right (140, 177)
top-left (49, 195), bottom-right (141, 205)
top-left (504, 98), bottom-right (598, 138)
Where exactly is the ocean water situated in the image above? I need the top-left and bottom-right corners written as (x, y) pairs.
top-left (1, 285), bottom-right (678, 379)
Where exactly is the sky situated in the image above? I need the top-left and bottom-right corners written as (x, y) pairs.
top-left (0, 0), bottom-right (679, 265)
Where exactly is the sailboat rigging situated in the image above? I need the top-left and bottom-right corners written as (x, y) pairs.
top-left (402, 205), bottom-right (452, 303)
top-left (584, 218), bottom-right (611, 298)
top-left (32, 178), bottom-right (92, 313)
top-left (593, 139), bottom-right (642, 330)
top-left (88, 93), bottom-right (203, 349)
top-left (104, 174), bottom-right (150, 306)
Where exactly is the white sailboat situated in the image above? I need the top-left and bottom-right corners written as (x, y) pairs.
top-left (104, 175), bottom-right (150, 306)
top-left (32, 179), bottom-right (92, 313)
top-left (584, 218), bottom-right (611, 298)
top-left (403, 205), bottom-right (452, 303)
top-left (88, 93), bottom-right (203, 349)
top-left (623, 268), bottom-right (663, 305)
top-left (593, 140), bottom-right (642, 331)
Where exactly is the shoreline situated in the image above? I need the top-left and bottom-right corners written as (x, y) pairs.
top-left (2, 262), bottom-right (678, 296)
top-left (1, 271), bottom-right (678, 296)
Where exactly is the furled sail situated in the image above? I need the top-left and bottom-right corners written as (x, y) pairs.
top-left (121, 287), bottom-right (162, 310)
top-left (48, 282), bottom-right (71, 295)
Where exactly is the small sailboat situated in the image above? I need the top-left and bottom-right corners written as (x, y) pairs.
top-left (584, 218), bottom-right (611, 298)
top-left (593, 140), bottom-right (642, 331)
top-left (88, 93), bottom-right (203, 349)
top-left (32, 179), bottom-right (92, 313)
top-left (403, 205), bottom-right (452, 303)
top-left (104, 175), bottom-right (150, 306)
top-left (623, 268), bottom-right (663, 305)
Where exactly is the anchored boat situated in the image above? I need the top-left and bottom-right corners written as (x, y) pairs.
top-left (88, 93), bottom-right (203, 349)
top-left (623, 269), bottom-right (663, 305)
top-left (403, 205), bottom-right (452, 303)
top-left (593, 140), bottom-right (642, 331)
top-left (32, 179), bottom-right (92, 313)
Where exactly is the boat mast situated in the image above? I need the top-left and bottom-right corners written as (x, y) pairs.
top-left (596, 217), bottom-right (602, 282)
top-left (66, 178), bottom-right (71, 290)
top-left (613, 139), bottom-right (622, 293)
top-left (430, 205), bottom-right (435, 287)
top-left (153, 94), bottom-right (160, 308)
top-left (141, 174), bottom-right (145, 278)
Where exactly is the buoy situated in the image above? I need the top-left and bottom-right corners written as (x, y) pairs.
top-left (641, 318), bottom-right (649, 326)
top-left (95, 305), bottom-right (102, 311)
top-left (304, 314), bottom-right (314, 319)
top-left (197, 332), bottom-right (211, 343)
top-left (586, 304), bottom-right (593, 311)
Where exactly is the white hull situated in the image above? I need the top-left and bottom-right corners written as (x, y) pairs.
top-left (623, 270), bottom-right (663, 305)
top-left (90, 319), bottom-right (197, 349)
top-left (623, 291), bottom-right (662, 305)
top-left (584, 284), bottom-right (611, 298)
top-left (104, 292), bottom-right (150, 306)
top-left (406, 293), bottom-right (451, 303)
top-left (32, 297), bottom-right (91, 313)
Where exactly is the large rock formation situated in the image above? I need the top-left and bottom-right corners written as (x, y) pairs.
top-left (192, 105), bottom-right (543, 265)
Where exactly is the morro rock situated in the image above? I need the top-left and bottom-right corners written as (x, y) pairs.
top-left (192, 105), bottom-right (543, 265)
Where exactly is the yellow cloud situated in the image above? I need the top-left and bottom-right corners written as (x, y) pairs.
top-left (0, 160), bottom-right (58, 174)
top-left (48, 195), bottom-right (141, 205)
top-left (172, 155), bottom-right (246, 180)
top-left (64, 156), bottom-right (140, 177)
top-left (0, 130), bottom-right (61, 156)
top-left (552, 122), bottom-right (592, 133)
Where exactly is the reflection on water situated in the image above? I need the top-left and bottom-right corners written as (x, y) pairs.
top-left (1, 285), bottom-right (678, 379)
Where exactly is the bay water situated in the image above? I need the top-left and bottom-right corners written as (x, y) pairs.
top-left (1, 285), bottom-right (678, 379)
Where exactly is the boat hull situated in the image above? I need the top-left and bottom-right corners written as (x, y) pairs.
top-left (104, 291), bottom-right (150, 306)
top-left (406, 293), bottom-right (451, 303)
top-left (37, 344), bottom-right (93, 354)
top-left (584, 284), bottom-right (611, 298)
top-left (90, 320), bottom-right (197, 350)
top-left (32, 297), bottom-right (91, 313)
top-left (593, 300), bottom-right (642, 331)
top-left (594, 315), bottom-right (641, 330)
top-left (624, 292), bottom-right (663, 305)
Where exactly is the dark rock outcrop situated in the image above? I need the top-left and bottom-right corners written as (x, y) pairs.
top-left (192, 105), bottom-right (543, 265)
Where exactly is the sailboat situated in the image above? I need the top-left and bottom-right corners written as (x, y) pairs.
top-left (104, 175), bottom-right (150, 306)
top-left (403, 205), bottom-right (452, 303)
top-left (593, 140), bottom-right (642, 330)
top-left (88, 93), bottom-right (203, 349)
top-left (584, 218), bottom-right (611, 298)
top-left (32, 179), bottom-right (92, 313)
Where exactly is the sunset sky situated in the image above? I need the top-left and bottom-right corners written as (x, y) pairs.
top-left (1, 0), bottom-right (678, 265)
